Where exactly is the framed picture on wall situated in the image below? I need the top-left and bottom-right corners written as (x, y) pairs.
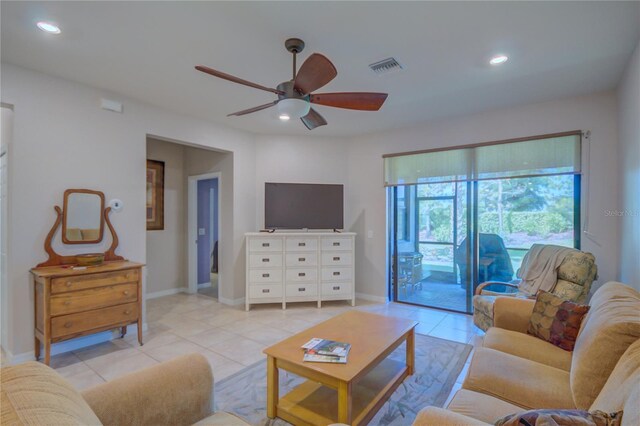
top-left (146, 159), bottom-right (164, 230)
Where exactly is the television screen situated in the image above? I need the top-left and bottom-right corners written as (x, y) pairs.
top-left (265, 183), bottom-right (344, 230)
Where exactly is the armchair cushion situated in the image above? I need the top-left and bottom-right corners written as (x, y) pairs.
top-left (1, 361), bottom-right (102, 426)
top-left (413, 407), bottom-right (489, 425)
top-left (483, 328), bottom-right (572, 371)
top-left (447, 389), bottom-right (525, 424)
top-left (492, 296), bottom-right (536, 333)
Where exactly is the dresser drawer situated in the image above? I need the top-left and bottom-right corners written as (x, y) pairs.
top-left (285, 253), bottom-right (318, 267)
top-left (321, 267), bottom-right (352, 282)
top-left (285, 238), bottom-right (318, 252)
top-left (286, 283), bottom-right (318, 297)
top-left (248, 269), bottom-right (282, 284)
top-left (51, 269), bottom-right (139, 294)
top-left (249, 253), bottom-right (283, 268)
top-left (285, 268), bottom-right (318, 283)
top-left (248, 284), bottom-right (283, 299)
top-left (321, 282), bottom-right (352, 296)
top-left (51, 302), bottom-right (138, 339)
top-left (249, 238), bottom-right (283, 252)
top-left (321, 252), bottom-right (352, 266)
top-left (321, 237), bottom-right (352, 251)
top-left (51, 283), bottom-right (138, 316)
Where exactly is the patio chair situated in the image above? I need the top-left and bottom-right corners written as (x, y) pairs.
top-left (472, 245), bottom-right (598, 331)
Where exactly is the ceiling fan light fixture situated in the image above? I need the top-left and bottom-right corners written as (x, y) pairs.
top-left (277, 98), bottom-right (310, 119)
top-left (36, 21), bottom-right (61, 34)
top-left (489, 54), bottom-right (509, 65)
top-left (279, 114), bottom-right (291, 121)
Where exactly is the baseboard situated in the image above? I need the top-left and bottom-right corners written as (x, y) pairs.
top-left (218, 296), bottom-right (245, 306)
top-left (197, 282), bottom-right (212, 289)
top-left (355, 292), bottom-right (388, 304)
top-left (146, 287), bottom-right (188, 300)
top-left (5, 323), bottom-right (148, 365)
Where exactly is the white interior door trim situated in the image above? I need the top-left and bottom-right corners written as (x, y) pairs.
top-left (187, 172), bottom-right (221, 294)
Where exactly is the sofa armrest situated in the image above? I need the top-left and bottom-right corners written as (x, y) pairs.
top-left (413, 407), bottom-right (490, 425)
top-left (82, 353), bottom-right (213, 426)
top-left (492, 297), bottom-right (535, 334)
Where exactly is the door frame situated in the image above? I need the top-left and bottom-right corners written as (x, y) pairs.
top-left (187, 172), bottom-right (221, 294)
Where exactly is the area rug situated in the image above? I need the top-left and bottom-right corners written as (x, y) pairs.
top-left (214, 334), bottom-right (472, 426)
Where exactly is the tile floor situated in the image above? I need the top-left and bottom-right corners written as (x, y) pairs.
top-left (46, 292), bottom-right (484, 408)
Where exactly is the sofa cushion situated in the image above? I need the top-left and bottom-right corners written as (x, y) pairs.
top-left (494, 409), bottom-right (622, 426)
top-left (463, 347), bottom-right (575, 410)
top-left (413, 407), bottom-right (489, 426)
top-left (447, 389), bottom-right (524, 424)
top-left (570, 282), bottom-right (640, 409)
top-left (483, 327), bottom-right (572, 371)
top-left (527, 291), bottom-right (590, 351)
top-left (1, 361), bottom-right (102, 425)
top-left (590, 339), bottom-right (640, 426)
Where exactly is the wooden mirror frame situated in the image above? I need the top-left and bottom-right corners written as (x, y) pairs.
top-left (62, 189), bottom-right (106, 244)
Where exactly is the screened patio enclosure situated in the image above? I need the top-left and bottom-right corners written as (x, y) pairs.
top-left (386, 132), bottom-right (582, 313)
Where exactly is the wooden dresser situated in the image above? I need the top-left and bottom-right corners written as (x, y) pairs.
top-left (31, 261), bottom-right (144, 365)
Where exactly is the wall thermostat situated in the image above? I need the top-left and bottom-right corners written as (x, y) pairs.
top-left (109, 199), bottom-right (123, 212)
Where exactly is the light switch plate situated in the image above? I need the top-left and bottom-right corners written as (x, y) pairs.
top-left (198, 228), bottom-right (206, 236)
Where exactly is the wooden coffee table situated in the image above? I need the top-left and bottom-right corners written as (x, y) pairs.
top-left (263, 310), bottom-right (417, 425)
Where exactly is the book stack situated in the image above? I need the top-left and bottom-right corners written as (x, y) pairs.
top-left (301, 338), bottom-right (351, 364)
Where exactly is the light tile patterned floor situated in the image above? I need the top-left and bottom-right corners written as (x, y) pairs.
top-left (47, 293), bottom-right (484, 408)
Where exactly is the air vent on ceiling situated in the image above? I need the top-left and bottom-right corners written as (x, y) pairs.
top-left (369, 57), bottom-right (403, 75)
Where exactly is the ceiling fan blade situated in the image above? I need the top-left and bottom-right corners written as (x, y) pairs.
top-left (300, 108), bottom-right (327, 130)
top-left (227, 101), bottom-right (279, 117)
top-left (195, 65), bottom-right (284, 95)
top-left (294, 54), bottom-right (337, 95)
top-left (310, 92), bottom-right (388, 111)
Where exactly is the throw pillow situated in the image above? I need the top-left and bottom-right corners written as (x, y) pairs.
top-left (495, 409), bottom-right (622, 426)
top-left (527, 290), bottom-right (590, 351)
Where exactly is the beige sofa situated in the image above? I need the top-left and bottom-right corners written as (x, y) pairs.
top-left (415, 281), bottom-right (640, 425)
top-left (1, 353), bottom-right (250, 425)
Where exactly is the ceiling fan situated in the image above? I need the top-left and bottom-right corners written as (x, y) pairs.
top-left (195, 38), bottom-right (388, 130)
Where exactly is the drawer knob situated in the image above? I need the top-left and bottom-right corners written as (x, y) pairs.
top-left (64, 301), bottom-right (71, 306)
top-left (298, 287), bottom-right (305, 292)
top-left (333, 242), bottom-right (340, 246)
top-left (298, 257), bottom-right (306, 262)
top-left (333, 286), bottom-right (341, 291)
top-left (64, 322), bottom-right (73, 328)
top-left (262, 273), bottom-right (270, 278)
top-left (123, 290), bottom-right (130, 296)
top-left (333, 271), bottom-right (341, 276)
top-left (262, 289), bottom-right (270, 293)
top-left (262, 243), bottom-right (270, 247)
top-left (298, 242), bottom-right (306, 247)
top-left (298, 272), bottom-right (306, 277)
top-left (124, 310), bottom-right (132, 315)
top-left (333, 257), bottom-right (340, 261)
top-left (262, 258), bottom-right (270, 262)
top-left (65, 281), bottom-right (72, 287)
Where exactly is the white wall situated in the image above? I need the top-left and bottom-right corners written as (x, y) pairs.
top-left (616, 40), bottom-right (640, 289)
top-left (0, 63), bottom-right (256, 358)
top-left (146, 138), bottom-right (186, 296)
top-left (254, 134), bottom-right (350, 229)
top-left (347, 91), bottom-right (620, 299)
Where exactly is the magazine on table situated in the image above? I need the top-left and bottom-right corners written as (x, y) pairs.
top-left (301, 338), bottom-right (351, 363)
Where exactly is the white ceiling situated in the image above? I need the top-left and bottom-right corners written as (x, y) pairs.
top-left (2, 1), bottom-right (639, 137)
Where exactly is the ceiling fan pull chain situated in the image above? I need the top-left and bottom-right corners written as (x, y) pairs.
top-left (293, 52), bottom-right (297, 80)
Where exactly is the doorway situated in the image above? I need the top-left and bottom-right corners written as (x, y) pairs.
top-left (188, 173), bottom-right (221, 298)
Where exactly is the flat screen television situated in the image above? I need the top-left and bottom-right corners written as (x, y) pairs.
top-left (265, 182), bottom-right (344, 230)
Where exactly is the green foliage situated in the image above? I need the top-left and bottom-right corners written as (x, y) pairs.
top-left (480, 211), bottom-right (571, 236)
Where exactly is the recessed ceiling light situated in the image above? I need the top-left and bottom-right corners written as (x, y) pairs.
top-left (279, 114), bottom-right (290, 121)
top-left (489, 54), bottom-right (508, 66)
top-left (36, 21), bottom-right (61, 34)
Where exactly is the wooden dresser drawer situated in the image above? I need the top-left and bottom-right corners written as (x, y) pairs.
top-left (286, 283), bottom-right (318, 297)
top-left (51, 302), bottom-right (139, 339)
top-left (321, 267), bottom-right (352, 282)
top-left (249, 238), bottom-right (283, 252)
top-left (248, 284), bottom-right (283, 299)
top-left (285, 268), bottom-right (318, 283)
top-left (50, 283), bottom-right (137, 316)
top-left (285, 253), bottom-right (318, 267)
top-left (321, 237), bottom-right (352, 251)
top-left (249, 253), bottom-right (283, 268)
top-left (321, 252), bottom-right (352, 266)
top-left (51, 269), bottom-right (139, 294)
top-left (248, 269), bottom-right (282, 284)
top-left (285, 238), bottom-right (318, 252)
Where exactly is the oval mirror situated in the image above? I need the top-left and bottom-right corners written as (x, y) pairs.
top-left (62, 189), bottom-right (105, 244)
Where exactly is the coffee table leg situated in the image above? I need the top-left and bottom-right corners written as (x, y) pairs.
top-left (406, 328), bottom-right (415, 375)
top-left (338, 380), bottom-right (352, 424)
top-left (267, 356), bottom-right (278, 419)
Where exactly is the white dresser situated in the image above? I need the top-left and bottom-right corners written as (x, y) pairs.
top-left (245, 232), bottom-right (356, 310)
